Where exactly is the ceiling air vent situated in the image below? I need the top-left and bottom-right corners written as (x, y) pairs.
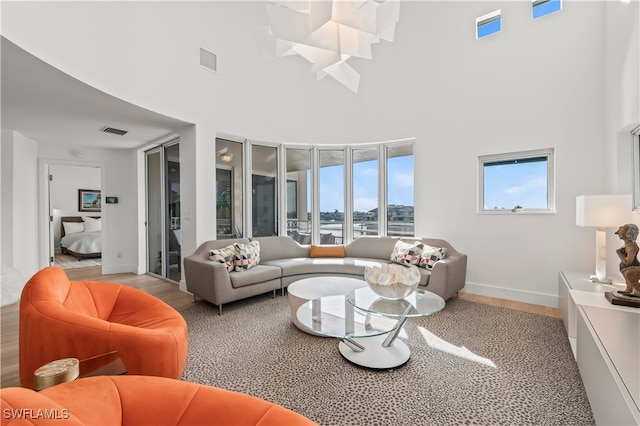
top-left (199, 46), bottom-right (218, 73)
top-left (100, 126), bottom-right (128, 136)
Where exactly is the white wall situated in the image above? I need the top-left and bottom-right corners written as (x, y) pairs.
top-left (1, 130), bottom-right (38, 279)
top-left (604, 0), bottom-right (640, 279)
top-left (2, 1), bottom-right (639, 306)
top-left (50, 164), bottom-right (101, 251)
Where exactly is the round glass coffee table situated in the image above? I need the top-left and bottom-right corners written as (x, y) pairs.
top-left (296, 287), bottom-right (445, 369)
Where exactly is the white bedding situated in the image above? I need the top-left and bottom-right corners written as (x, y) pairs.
top-left (61, 231), bottom-right (102, 254)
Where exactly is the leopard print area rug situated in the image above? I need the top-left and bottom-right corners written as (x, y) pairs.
top-left (180, 294), bottom-right (594, 426)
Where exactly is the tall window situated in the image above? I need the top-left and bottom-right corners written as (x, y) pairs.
top-left (387, 145), bottom-right (414, 237)
top-left (353, 147), bottom-right (379, 238)
top-left (478, 148), bottom-right (555, 213)
top-left (286, 148), bottom-right (312, 243)
top-left (216, 139), bottom-right (243, 238)
top-left (319, 150), bottom-right (344, 244)
top-left (252, 145), bottom-right (278, 237)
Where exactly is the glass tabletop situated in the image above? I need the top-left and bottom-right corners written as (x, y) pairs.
top-left (296, 295), bottom-right (399, 339)
top-left (348, 287), bottom-right (446, 318)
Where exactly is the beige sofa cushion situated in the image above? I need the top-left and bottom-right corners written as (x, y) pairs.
top-left (345, 236), bottom-right (400, 259)
top-left (262, 257), bottom-right (388, 277)
top-left (230, 265), bottom-right (281, 289)
top-left (254, 236), bottom-right (309, 262)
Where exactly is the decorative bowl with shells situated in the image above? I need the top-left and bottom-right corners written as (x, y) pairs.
top-left (364, 264), bottom-right (420, 300)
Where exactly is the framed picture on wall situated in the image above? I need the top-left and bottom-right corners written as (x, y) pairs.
top-left (79, 189), bottom-right (101, 212)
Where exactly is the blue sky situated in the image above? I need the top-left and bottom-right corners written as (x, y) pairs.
top-left (483, 161), bottom-right (547, 209)
top-left (317, 155), bottom-right (414, 212)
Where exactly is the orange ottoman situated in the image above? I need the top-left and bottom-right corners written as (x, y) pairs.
top-left (0, 375), bottom-right (318, 425)
top-left (19, 266), bottom-right (188, 383)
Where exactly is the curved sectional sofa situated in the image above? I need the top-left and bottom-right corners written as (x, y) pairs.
top-left (184, 235), bottom-right (467, 314)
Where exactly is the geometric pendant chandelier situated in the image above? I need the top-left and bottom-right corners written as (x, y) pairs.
top-left (253, 0), bottom-right (401, 93)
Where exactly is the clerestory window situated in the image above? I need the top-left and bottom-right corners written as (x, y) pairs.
top-left (532, 0), bottom-right (562, 19)
top-left (476, 9), bottom-right (502, 39)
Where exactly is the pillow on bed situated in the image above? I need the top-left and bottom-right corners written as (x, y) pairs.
top-left (83, 217), bottom-right (102, 232)
top-left (63, 222), bottom-right (84, 235)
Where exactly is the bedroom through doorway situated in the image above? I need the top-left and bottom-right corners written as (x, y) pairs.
top-left (48, 163), bottom-right (102, 271)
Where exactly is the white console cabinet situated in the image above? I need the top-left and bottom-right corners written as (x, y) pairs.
top-left (559, 271), bottom-right (640, 425)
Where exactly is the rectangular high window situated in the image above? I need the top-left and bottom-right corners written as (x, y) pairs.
top-left (478, 148), bottom-right (555, 214)
top-left (532, 0), bottom-right (561, 19)
top-left (476, 10), bottom-right (501, 39)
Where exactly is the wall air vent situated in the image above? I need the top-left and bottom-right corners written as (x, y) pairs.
top-left (100, 126), bottom-right (128, 136)
top-left (199, 46), bottom-right (218, 73)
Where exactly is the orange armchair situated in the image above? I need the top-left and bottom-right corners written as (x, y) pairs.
top-left (19, 267), bottom-right (188, 383)
top-left (0, 375), bottom-right (318, 425)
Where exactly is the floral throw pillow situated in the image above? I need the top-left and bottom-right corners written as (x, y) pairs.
top-left (234, 240), bottom-right (261, 272)
top-left (390, 240), bottom-right (425, 267)
top-left (419, 246), bottom-right (447, 269)
top-left (208, 244), bottom-right (237, 272)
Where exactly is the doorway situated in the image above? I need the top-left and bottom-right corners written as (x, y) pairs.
top-left (48, 163), bottom-right (102, 270)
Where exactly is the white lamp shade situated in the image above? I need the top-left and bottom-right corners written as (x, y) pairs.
top-left (576, 194), bottom-right (632, 228)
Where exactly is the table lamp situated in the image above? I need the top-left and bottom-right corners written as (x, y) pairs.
top-left (576, 194), bottom-right (632, 283)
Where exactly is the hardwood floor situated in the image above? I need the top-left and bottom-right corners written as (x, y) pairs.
top-left (0, 267), bottom-right (559, 389)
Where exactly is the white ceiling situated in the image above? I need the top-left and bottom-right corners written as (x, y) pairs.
top-left (1, 37), bottom-right (191, 150)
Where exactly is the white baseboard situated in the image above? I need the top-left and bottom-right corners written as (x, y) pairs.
top-left (101, 264), bottom-right (138, 275)
top-left (462, 281), bottom-right (559, 309)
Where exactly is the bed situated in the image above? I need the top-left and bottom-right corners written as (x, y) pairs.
top-left (60, 216), bottom-right (102, 260)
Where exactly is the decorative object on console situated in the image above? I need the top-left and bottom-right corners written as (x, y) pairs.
top-left (364, 263), bottom-right (420, 300)
top-left (608, 223), bottom-right (640, 306)
top-left (253, 0), bottom-right (400, 93)
top-left (575, 194), bottom-right (632, 283)
top-left (604, 291), bottom-right (640, 308)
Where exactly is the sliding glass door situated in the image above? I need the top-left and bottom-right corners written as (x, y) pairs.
top-left (146, 139), bottom-right (181, 282)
